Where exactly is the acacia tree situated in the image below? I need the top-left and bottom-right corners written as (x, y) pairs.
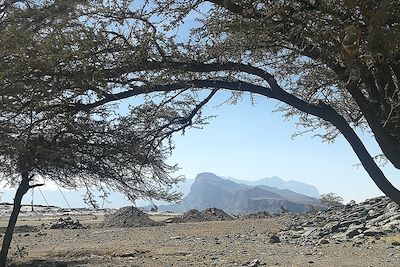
top-left (320, 193), bottom-right (345, 208)
top-left (1, 0), bottom-right (400, 264)
top-left (60, 0), bottom-right (399, 203)
top-left (0, 1), bottom-right (215, 264)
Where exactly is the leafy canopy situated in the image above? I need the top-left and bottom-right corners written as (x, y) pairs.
top-left (0, 0), bottom-right (215, 204)
top-left (1, 0), bottom-right (399, 202)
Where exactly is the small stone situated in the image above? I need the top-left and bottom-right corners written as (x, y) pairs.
top-left (392, 241), bottom-right (400, 246)
top-left (367, 209), bottom-right (381, 219)
top-left (318, 239), bottom-right (329, 245)
top-left (345, 225), bottom-right (364, 238)
top-left (245, 259), bottom-right (266, 267)
top-left (269, 235), bottom-right (280, 244)
top-left (170, 236), bottom-right (183, 240)
top-left (364, 228), bottom-right (384, 237)
top-left (386, 202), bottom-right (399, 212)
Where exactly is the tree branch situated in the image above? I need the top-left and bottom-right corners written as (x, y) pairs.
top-left (144, 89), bottom-right (219, 157)
top-left (80, 72), bottom-right (400, 204)
top-left (29, 183), bottom-right (44, 189)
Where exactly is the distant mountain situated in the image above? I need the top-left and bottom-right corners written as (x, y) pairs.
top-left (1, 173), bottom-right (318, 210)
top-left (156, 172), bottom-right (321, 214)
top-left (224, 176), bottom-right (320, 198)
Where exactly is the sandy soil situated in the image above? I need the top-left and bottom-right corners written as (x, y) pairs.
top-left (1, 212), bottom-right (400, 267)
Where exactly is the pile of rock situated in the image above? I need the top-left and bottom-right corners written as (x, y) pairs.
top-left (202, 208), bottom-right (234, 221)
top-left (167, 208), bottom-right (233, 223)
top-left (44, 217), bottom-right (85, 229)
top-left (276, 196), bottom-right (400, 245)
top-left (167, 209), bottom-right (204, 223)
top-left (241, 211), bottom-right (272, 219)
top-left (101, 206), bottom-right (162, 228)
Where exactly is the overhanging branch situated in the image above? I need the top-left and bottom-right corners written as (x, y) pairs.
top-left (105, 84), bottom-right (400, 204)
top-left (70, 57), bottom-right (400, 204)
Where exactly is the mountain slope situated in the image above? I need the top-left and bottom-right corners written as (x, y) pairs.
top-left (225, 176), bottom-right (319, 198)
top-left (158, 172), bottom-right (321, 214)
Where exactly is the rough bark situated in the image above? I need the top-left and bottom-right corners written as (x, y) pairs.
top-left (0, 171), bottom-right (30, 267)
top-left (346, 83), bottom-right (400, 170)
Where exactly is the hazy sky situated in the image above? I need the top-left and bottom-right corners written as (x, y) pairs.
top-left (162, 91), bottom-right (399, 203)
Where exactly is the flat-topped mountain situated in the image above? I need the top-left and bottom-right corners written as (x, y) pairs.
top-left (225, 176), bottom-right (319, 198)
top-left (0, 173), bottom-right (319, 210)
top-left (158, 172), bottom-right (321, 214)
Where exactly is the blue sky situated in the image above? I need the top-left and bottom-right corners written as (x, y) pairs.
top-left (165, 90), bottom-right (400, 203)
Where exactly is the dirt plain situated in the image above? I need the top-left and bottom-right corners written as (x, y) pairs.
top-left (1, 205), bottom-right (400, 267)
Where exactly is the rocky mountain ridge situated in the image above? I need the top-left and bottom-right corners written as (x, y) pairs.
top-left (0, 173), bottom-right (318, 208)
top-left (157, 172), bottom-right (321, 214)
top-left (225, 176), bottom-right (319, 198)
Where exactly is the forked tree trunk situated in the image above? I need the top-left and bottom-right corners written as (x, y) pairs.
top-left (0, 172), bottom-right (30, 267)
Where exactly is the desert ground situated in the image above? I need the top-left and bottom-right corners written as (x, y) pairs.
top-left (1, 200), bottom-right (400, 267)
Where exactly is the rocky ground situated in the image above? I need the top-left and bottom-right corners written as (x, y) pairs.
top-left (1, 197), bottom-right (400, 266)
top-left (276, 196), bottom-right (400, 246)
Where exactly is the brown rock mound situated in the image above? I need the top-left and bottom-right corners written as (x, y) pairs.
top-left (168, 208), bottom-right (233, 223)
top-left (201, 208), bottom-right (233, 221)
top-left (101, 206), bottom-right (162, 228)
top-left (168, 209), bottom-right (204, 223)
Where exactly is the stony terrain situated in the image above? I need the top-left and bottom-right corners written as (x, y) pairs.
top-left (276, 196), bottom-right (400, 246)
top-left (1, 197), bottom-right (400, 266)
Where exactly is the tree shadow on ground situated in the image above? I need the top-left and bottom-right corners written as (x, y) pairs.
top-left (8, 259), bottom-right (87, 267)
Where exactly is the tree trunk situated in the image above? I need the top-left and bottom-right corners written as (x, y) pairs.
top-left (317, 102), bottom-right (400, 205)
top-left (251, 81), bottom-right (400, 205)
top-left (346, 84), bottom-right (400, 170)
top-left (0, 172), bottom-right (30, 267)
